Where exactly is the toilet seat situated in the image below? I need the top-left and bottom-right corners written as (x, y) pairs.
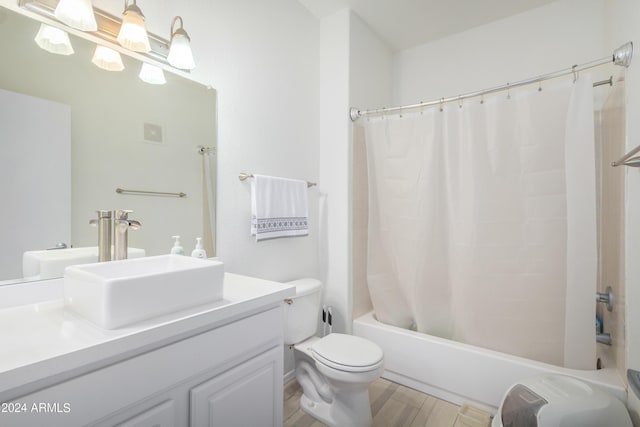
top-left (311, 333), bottom-right (383, 373)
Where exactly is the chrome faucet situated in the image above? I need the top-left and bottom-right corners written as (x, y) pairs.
top-left (114, 210), bottom-right (141, 260)
top-left (89, 210), bottom-right (112, 262)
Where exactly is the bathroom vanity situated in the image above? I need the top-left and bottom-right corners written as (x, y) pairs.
top-left (0, 274), bottom-right (293, 427)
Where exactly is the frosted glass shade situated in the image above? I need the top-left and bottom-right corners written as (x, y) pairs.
top-left (117, 9), bottom-right (150, 52)
top-left (54, 0), bottom-right (97, 32)
top-left (92, 45), bottom-right (124, 71)
top-left (168, 32), bottom-right (195, 70)
top-left (35, 24), bottom-right (74, 55)
top-left (139, 63), bottom-right (166, 85)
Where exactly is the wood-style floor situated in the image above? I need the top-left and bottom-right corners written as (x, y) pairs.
top-left (284, 377), bottom-right (492, 427)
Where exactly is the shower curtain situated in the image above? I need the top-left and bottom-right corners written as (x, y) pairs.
top-left (361, 76), bottom-right (597, 368)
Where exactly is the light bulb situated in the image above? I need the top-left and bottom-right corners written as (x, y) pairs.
top-left (92, 45), bottom-right (124, 71)
top-left (117, 0), bottom-right (151, 53)
top-left (168, 16), bottom-right (195, 70)
top-left (139, 63), bottom-right (166, 85)
top-left (54, 0), bottom-right (97, 32)
top-left (35, 24), bottom-right (74, 55)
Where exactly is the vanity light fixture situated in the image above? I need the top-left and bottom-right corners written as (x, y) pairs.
top-left (92, 45), bottom-right (125, 71)
top-left (117, 0), bottom-right (151, 53)
top-left (21, 0), bottom-right (187, 71)
top-left (34, 23), bottom-right (74, 55)
top-left (138, 63), bottom-right (166, 85)
top-left (167, 16), bottom-right (195, 70)
top-left (54, 0), bottom-right (97, 32)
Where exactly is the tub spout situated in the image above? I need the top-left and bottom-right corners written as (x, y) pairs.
top-left (597, 333), bottom-right (612, 346)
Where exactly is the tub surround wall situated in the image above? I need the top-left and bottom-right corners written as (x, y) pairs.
top-left (596, 74), bottom-right (626, 378)
top-left (351, 125), bottom-right (372, 319)
top-left (604, 0), bottom-right (640, 422)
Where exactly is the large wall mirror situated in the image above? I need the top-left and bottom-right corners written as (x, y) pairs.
top-left (0, 6), bottom-right (217, 285)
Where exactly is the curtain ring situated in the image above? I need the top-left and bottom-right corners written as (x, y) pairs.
top-left (507, 83), bottom-right (511, 99)
top-left (538, 80), bottom-right (542, 92)
top-left (439, 98), bottom-right (444, 112)
top-left (458, 95), bottom-right (463, 109)
top-left (572, 64), bottom-right (578, 82)
top-left (480, 93), bottom-right (484, 105)
top-left (419, 101), bottom-right (424, 115)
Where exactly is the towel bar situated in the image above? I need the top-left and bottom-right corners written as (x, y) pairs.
top-left (116, 188), bottom-right (187, 198)
top-left (238, 172), bottom-right (317, 188)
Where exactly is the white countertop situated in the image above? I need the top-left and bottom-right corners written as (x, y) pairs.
top-left (0, 273), bottom-right (294, 400)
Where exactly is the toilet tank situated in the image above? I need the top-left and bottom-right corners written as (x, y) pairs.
top-left (283, 278), bottom-right (323, 345)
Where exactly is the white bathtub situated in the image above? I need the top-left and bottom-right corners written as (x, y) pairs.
top-left (353, 311), bottom-right (627, 413)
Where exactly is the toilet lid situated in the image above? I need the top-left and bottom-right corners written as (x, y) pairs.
top-left (311, 334), bottom-right (383, 372)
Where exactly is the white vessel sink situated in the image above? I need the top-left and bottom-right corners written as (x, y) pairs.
top-left (23, 247), bottom-right (145, 280)
top-left (64, 255), bottom-right (224, 329)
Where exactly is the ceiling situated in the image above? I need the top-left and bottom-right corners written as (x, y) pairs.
top-left (298, 0), bottom-right (559, 52)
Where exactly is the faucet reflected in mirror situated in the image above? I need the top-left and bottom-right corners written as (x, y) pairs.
top-left (0, 6), bottom-right (217, 285)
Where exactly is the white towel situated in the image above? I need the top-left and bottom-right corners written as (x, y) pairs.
top-left (251, 174), bottom-right (309, 241)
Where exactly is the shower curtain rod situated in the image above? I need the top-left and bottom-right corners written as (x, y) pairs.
top-left (349, 41), bottom-right (633, 122)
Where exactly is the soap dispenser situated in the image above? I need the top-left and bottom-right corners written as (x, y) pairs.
top-left (170, 235), bottom-right (185, 255)
top-left (191, 237), bottom-right (206, 259)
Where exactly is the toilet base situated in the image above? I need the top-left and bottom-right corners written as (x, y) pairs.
top-left (300, 393), bottom-right (334, 426)
top-left (293, 335), bottom-right (383, 427)
top-left (299, 383), bottom-right (373, 427)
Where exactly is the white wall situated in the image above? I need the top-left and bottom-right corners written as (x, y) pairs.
top-left (349, 13), bottom-right (392, 320)
top-left (318, 9), bottom-right (351, 333)
top-left (349, 14), bottom-right (392, 111)
top-left (392, 0), bottom-right (606, 106)
top-left (316, 9), bottom-right (392, 334)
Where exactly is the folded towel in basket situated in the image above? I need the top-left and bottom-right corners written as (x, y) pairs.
top-left (251, 174), bottom-right (308, 241)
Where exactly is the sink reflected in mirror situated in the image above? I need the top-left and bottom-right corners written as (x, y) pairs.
top-left (64, 255), bottom-right (224, 329)
top-left (23, 247), bottom-right (145, 281)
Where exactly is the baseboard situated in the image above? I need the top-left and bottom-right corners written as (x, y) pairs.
top-left (284, 369), bottom-right (296, 384)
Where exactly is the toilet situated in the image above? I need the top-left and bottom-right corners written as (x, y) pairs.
top-left (284, 279), bottom-right (384, 427)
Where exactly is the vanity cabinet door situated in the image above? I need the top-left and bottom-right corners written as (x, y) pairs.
top-left (190, 347), bottom-right (283, 427)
